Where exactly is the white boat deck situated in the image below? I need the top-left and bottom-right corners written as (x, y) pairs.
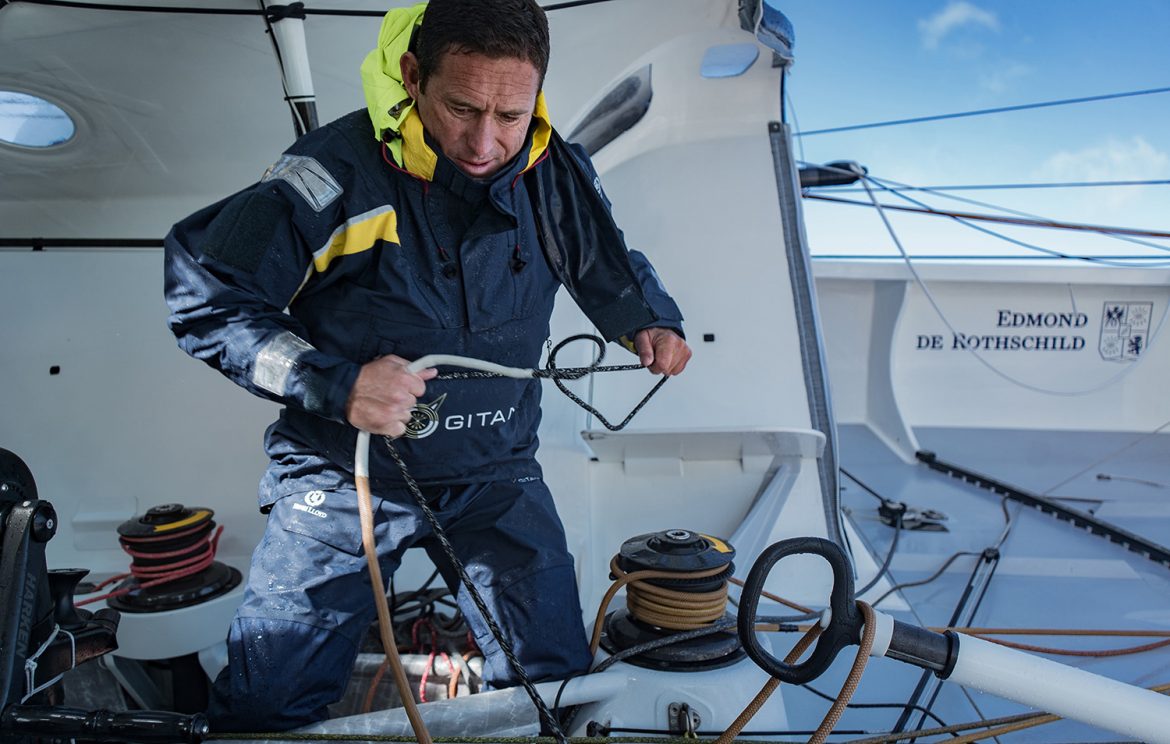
top-left (790, 424), bottom-right (1170, 741)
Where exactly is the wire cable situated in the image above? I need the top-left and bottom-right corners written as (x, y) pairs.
top-left (870, 551), bottom-right (982, 610)
top-left (818, 178), bottom-right (1170, 193)
top-left (802, 159), bottom-right (1170, 250)
top-left (853, 172), bottom-right (1170, 396)
top-left (794, 85), bottom-right (1170, 137)
top-left (800, 684), bottom-right (953, 732)
top-left (804, 192), bottom-right (1170, 242)
top-left (801, 160), bottom-right (1170, 256)
top-left (1040, 416), bottom-right (1170, 495)
top-left (865, 172), bottom-right (1170, 258)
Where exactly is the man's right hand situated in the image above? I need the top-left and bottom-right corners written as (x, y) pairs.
top-left (345, 355), bottom-right (438, 438)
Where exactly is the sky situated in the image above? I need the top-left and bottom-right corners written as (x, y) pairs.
top-left (769, 0), bottom-right (1170, 260)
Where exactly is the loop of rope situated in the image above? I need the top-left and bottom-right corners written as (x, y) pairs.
top-left (22, 625), bottom-right (76, 703)
top-left (715, 600), bottom-right (877, 744)
top-left (427, 334), bottom-right (668, 431)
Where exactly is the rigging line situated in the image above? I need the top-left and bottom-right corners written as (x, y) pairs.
top-left (803, 192), bottom-right (1170, 240)
top-left (815, 253), bottom-right (1170, 261)
top-left (800, 685), bottom-right (954, 731)
top-left (838, 469), bottom-right (902, 597)
top-left (869, 175), bottom-right (1170, 269)
top-left (907, 553), bottom-right (1002, 739)
top-left (858, 173), bottom-right (1170, 397)
top-left (798, 160), bottom-right (1170, 253)
top-left (870, 552), bottom-right (981, 610)
top-left (813, 178), bottom-right (1170, 193)
top-left (868, 176), bottom-right (1170, 390)
top-left (794, 85), bottom-right (1170, 137)
top-left (840, 467), bottom-right (886, 503)
top-left (893, 550), bottom-right (1001, 738)
top-left (865, 173), bottom-right (1170, 255)
top-left (7, 0), bottom-right (262, 13)
top-left (784, 87), bottom-right (805, 164)
top-left (1039, 417), bottom-right (1170, 496)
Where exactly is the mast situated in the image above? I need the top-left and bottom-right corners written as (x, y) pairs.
top-left (262, 2), bottom-right (319, 136)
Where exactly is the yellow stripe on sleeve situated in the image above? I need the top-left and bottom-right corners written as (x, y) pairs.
top-left (311, 205), bottom-right (398, 275)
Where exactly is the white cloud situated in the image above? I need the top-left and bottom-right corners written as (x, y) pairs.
top-left (979, 62), bottom-right (1032, 94)
top-left (1037, 137), bottom-right (1168, 182)
top-left (918, 2), bottom-right (1000, 50)
top-left (1034, 136), bottom-right (1169, 211)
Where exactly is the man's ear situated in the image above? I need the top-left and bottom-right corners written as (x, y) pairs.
top-left (400, 51), bottom-right (421, 99)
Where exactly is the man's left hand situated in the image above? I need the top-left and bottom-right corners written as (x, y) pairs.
top-left (634, 328), bottom-right (692, 376)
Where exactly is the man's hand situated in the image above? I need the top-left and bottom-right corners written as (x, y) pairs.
top-left (345, 355), bottom-right (438, 437)
top-left (634, 328), bottom-right (692, 376)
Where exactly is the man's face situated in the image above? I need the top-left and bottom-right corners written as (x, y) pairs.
top-left (401, 50), bottom-right (540, 179)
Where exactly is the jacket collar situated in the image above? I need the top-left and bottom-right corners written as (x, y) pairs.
top-left (361, 4), bottom-right (551, 182)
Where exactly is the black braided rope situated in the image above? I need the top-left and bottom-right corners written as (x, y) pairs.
top-left (376, 335), bottom-right (668, 743)
top-left (432, 335), bottom-right (667, 431)
top-left (382, 439), bottom-right (567, 743)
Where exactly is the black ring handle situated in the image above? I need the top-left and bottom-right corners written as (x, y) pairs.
top-left (737, 537), bottom-right (862, 684)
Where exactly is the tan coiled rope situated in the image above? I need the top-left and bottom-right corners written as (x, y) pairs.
top-left (588, 557), bottom-right (732, 655)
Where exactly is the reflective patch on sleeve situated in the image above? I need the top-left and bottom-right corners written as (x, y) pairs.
top-left (252, 331), bottom-right (315, 397)
top-left (261, 154), bottom-right (343, 212)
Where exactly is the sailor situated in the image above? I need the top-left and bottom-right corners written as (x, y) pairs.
top-left (163, 0), bottom-right (689, 731)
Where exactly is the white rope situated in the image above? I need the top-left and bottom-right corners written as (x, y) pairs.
top-left (405, 354), bottom-right (536, 378)
top-left (22, 624), bottom-right (76, 703)
top-left (355, 355), bottom-right (538, 476)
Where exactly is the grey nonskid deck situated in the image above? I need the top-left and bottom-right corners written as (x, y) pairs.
top-left (816, 424), bottom-right (1170, 741)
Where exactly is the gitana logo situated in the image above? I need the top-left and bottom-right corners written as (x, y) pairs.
top-left (304, 490), bottom-right (326, 507)
top-left (404, 393), bottom-right (447, 440)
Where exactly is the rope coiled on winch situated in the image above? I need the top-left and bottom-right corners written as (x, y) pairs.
top-left (609, 556), bottom-right (729, 631)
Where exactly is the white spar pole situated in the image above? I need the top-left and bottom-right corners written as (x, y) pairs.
top-left (944, 632), bottom-right (1170, 743)
top-left (868, 610), bottom-right (1170, 744)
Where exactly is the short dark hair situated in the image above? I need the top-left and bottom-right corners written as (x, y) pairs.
top-left (414, 0), bottom-right (550, 91)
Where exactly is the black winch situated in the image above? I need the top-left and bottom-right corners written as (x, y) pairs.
top-left (108, 503), bottom-right (240, 612)
top-left (601, 529), bottom-right (743, 671)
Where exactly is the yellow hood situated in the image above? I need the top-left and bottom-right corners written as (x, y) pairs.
top-left (359, 3), bottom-right (551, 181)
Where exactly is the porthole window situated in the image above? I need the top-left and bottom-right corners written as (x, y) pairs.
top-left (0, 91), bottom-right (76, 148)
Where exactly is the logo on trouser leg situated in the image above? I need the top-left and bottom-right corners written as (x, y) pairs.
top-left (293, 490), bottom-right (328, 518)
